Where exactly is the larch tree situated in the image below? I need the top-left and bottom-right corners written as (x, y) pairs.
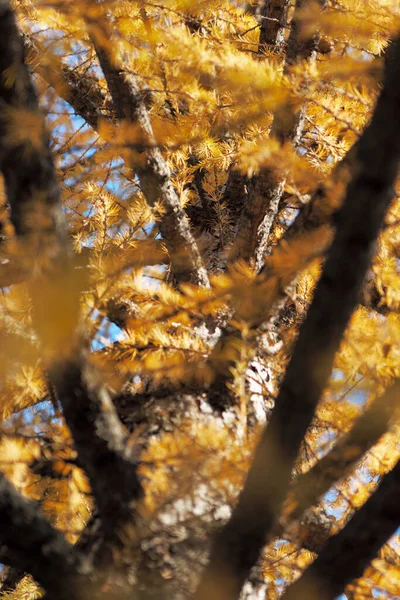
top-left (0, 0), bottom-right (400, 599)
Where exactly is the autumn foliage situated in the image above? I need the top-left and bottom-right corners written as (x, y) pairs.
top-left (0, 1), bottom-right (400, 599)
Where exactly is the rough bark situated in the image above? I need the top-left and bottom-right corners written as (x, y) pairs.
top-left (194, 34), bottom-right (400, 600)
top-left (282, 458), bottom-right (400, 600)
top-left (89, 24), bottom-right (209, 288)
top-left (222, 0), bottom-right (290, 247)
top-left (74, 386), bottom-right (269, 599)
top-left (22, 33), bottom-right (114, 129)
top-left (227, 0), bottom-right (327, 272)
top-left (0, 0), bottom-right (142, 544)
top-left (258, 0), bottom-right (292, 51)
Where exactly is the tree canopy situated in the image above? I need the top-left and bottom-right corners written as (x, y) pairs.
top-left (0, 1), bottom-right (400, 599)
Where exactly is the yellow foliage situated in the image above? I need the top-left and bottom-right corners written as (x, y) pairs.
top-left (1, 1), bottom-right (400, 598)
top-left (141, 421), bottom-right (255, 515)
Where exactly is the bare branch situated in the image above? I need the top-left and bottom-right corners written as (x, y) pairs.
top-left (194, 33), bottom-right (400, 600)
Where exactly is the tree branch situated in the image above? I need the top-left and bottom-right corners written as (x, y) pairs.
top-left (0, 0), bottom-right (143, 541)
top-left (286, 380), bottom-right (400, 522)
top-left (88, 17), bottom-right (209, 287)
top-left (21, 29), bottom-right (209, 287)
top-left (282, 458), bottom-right (400, 600)
top-left (194, 33), bottom-right (400, 600)
top-left (228, 0), bottom-right (327, 271)
top-left (0, 472), bottom-right (84, 598)
top-left (258, 0), bottom-right (292, 51)
top-left (22, 33), bottom-right (114, 129)
top-left (221, 0), bottom-right (292, 231)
